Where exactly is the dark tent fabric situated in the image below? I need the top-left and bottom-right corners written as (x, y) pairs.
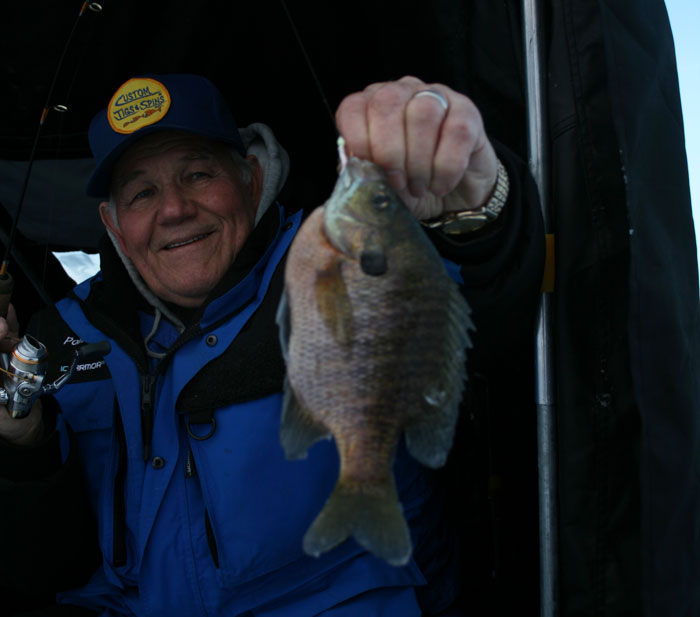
top-left (1, 1), bottom-right (698, 616)
top-left (549, 2), bottom-right (700, 615)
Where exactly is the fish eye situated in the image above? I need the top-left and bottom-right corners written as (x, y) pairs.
top-left (372, 193), bottom-right (390, 210)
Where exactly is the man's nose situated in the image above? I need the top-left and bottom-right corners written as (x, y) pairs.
top-left (157, 186), bottom-right (198, 223)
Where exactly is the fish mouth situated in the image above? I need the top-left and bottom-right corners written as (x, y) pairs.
top-left (341, 157), bottom-right (386, 186)
top-left (334, 158), bottom-right (387, 211)
top-left (162, 231), bottom-right (213, 250)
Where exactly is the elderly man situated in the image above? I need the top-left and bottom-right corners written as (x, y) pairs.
top-left (0, 73), bottom-right (544, 616)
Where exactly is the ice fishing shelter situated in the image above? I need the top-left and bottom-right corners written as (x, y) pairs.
top-left (2, 1), bottom-right (698, 615)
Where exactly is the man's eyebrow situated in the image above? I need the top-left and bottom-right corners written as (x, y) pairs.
top-left (180, 150), bottom-right (215, 161)
top-left (114, 169), bottom-right (145, 193)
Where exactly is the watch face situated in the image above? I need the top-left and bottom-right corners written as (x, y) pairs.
top-left (421, 158), bottom-right (509, 236)
top-left (442, 213), bottom-right (491, 235)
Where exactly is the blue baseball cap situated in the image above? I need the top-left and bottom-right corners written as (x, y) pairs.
top-left (86, 73), bottom-right (246, 198)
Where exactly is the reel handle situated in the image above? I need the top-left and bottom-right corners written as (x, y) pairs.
top-left (77, 340), bottom-right (112, 361)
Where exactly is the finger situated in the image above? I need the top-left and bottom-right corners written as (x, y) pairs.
top-left (335, 81), bottom-right (395, 157)
top-left (5, 304), bottom-right (19, 336)
top-left (338, 82), bottom-right (412, 191)
top-left (0, 319), bottom-right (15, 354)
top-left (0, 304), bottom-right (21, 354)
top-left (404, 87), bottom-right (451, 197)
top-left (335, 91), bottom-right (372, 159)
top-left (431, 95), bottom-right (487, 197)
top-left (363, 81), bottom-right (422, 191)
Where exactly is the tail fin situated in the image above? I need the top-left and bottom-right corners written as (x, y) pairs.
top-left (302, 479), bottom-right (412, 566)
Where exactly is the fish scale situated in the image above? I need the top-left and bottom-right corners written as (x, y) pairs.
top-left (276, 156), bottom-right (473, 566)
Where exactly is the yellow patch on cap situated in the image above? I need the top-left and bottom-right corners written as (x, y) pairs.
top-left (107, 77), bottom-right (171, 134)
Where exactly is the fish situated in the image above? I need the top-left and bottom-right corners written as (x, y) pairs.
top-left (276, 149), bottom-right (473, 567)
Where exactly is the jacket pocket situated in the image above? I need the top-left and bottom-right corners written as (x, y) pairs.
top-left (189, 395), bottom-right (355, 589)
top-left (189, 393), bottom-right (434, 613)
top-left (57, 383), bottom-right (126, 569)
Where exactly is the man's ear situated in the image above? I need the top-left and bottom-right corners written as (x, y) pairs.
top-left (99, 201), bottom-right (130, 257)
top-left (246, 155), bottom-right (264, 215)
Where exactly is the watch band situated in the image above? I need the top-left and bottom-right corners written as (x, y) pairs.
top-left (420, 158), bottom-right (509, 235)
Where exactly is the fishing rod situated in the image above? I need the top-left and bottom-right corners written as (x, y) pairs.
top-left (0, 1), bottom-right (103, 318)
top-left (0, 1), bottom-right (110, 419)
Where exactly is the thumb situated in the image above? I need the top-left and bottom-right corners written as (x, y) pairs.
top-left (0, 304), bottom-right (20, 354)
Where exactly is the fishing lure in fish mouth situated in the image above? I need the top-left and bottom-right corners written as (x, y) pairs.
top-left (337, 136), bottom-right (349, 173)
top-left (277, 151), bottom-right (474, 566)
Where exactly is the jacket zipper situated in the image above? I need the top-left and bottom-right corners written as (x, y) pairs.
top-left (141, 374), bottom-right (156, 461)
top-left (113, 399), bottom-right (127, 567)
top-left (185, 445), bottom-right (194, 478)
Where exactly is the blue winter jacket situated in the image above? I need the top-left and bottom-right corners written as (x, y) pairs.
top-left (38, 204), bottom-right (459, 617)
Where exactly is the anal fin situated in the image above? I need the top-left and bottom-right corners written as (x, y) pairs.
top-left (280, 379), bottom-right (330, 459)
top-left (404, 403), bottom-right (459, 469)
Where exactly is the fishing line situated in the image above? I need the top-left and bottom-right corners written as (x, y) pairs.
top-left (37, 4), bottom-right (103, 309)
top-left (278, 0), bottom-right (338, 133)
top-left (0, 364), bottom-right (36, 381)
top-left (0, 2), bottom-right (103, 314)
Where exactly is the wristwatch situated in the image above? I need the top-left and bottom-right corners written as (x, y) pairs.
top-left (420, 159), bottom-right (509, 235)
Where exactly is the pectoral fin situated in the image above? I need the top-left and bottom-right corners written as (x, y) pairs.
top-left (315, 258), bottom-right (354, 346)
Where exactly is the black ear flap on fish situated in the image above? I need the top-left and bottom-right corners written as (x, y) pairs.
top-left (360, 249), bottom-right (387, 276)
top-left (359, 232), bottom-right (388, 276)
top-left (279, 379), bottom-right (331, 460)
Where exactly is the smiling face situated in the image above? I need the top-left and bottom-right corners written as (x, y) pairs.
top-left (99, 132), bottom-right (262, 307)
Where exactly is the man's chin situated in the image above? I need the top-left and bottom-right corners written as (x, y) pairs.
top-left (148, 277), bottom-right (216, 308)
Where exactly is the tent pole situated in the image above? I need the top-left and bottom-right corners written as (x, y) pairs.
top-left (522, 1), bottom-right (558, 616)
